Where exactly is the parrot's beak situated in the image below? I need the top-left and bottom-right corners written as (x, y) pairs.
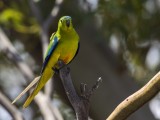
top-left (66, 20), bottom-right (70, 27)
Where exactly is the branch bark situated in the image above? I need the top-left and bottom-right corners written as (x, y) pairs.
top-left (0, 91), bottom-right (23, 120)
top-left (58, 60), bottom-right (102, 120)
top-left (106, 71), bottom-right (160, 120)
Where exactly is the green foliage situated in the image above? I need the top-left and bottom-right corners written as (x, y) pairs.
top-left (0, 8), bottom-right (23, 25)
top-left (0, 1), bottom-right (39, 34)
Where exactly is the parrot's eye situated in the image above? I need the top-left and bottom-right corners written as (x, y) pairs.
top-left (60, 20), bottom-right (63, 23)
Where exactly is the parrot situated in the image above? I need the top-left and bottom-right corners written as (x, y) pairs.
top-left (12, 16), bottom-right (80, 108)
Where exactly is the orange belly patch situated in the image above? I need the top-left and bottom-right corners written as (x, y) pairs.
top-left (63, 54), bottom-right (72, 64)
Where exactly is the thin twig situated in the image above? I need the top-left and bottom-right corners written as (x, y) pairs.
top-left (106, 71), bottom-right (160, 120)
top-left (0, 91), bottom-right (23, 120)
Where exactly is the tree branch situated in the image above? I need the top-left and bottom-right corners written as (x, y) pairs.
top-left (58, 60), bottom-right (102, 120)
top-left (106, 71), bottom-right (160, 120)
top-left (0, 91), bottom-right (23, 120)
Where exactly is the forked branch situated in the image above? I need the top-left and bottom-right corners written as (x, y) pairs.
top-left (58, 60), bottom-right (102, 120)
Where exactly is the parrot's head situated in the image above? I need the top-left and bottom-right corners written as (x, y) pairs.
top-left (58, 16), bottom-right (73, 31)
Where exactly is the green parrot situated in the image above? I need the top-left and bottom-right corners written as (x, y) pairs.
top-left (12, 16), bottom-right (80, 108)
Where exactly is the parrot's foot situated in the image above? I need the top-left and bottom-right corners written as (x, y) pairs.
top-left (57, 60), bottom-right (70, 74)
top-left (52, 67), bottom-right (59, 74)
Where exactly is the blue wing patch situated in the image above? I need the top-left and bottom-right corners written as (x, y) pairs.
top-left (40, 36), bottom-right (58, 74)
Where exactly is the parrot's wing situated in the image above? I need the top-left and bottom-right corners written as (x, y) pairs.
top-left (41, 34), bottom-right (59, 74)
top-left (23, 34), bottom-right (59, 108)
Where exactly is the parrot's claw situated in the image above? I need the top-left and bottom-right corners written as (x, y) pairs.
top-left (52, 67), bottom-right (59, 74)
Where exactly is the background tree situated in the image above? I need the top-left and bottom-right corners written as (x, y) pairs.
top-left (0, 0), bottom-right (159, 120)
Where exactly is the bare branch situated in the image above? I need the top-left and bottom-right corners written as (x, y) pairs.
top-left (106, 71), bottom-right (160, 120)
top-left (0, 91), bottom-right (23, 120)
top-left (58, 61), bottom-right (88, 120)
top-left (58, 60), bottom-right (102, 120)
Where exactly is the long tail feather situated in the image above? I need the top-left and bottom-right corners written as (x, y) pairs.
top-left (23, 68), bottom-right (54, 108)
top-left (12, 76), bottom-right (41, 104)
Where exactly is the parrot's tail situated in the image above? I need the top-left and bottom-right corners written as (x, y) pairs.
top-left (23, 68), bottom-right (54, 108)
top-left (12, 76), bottom-right (41, 105)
